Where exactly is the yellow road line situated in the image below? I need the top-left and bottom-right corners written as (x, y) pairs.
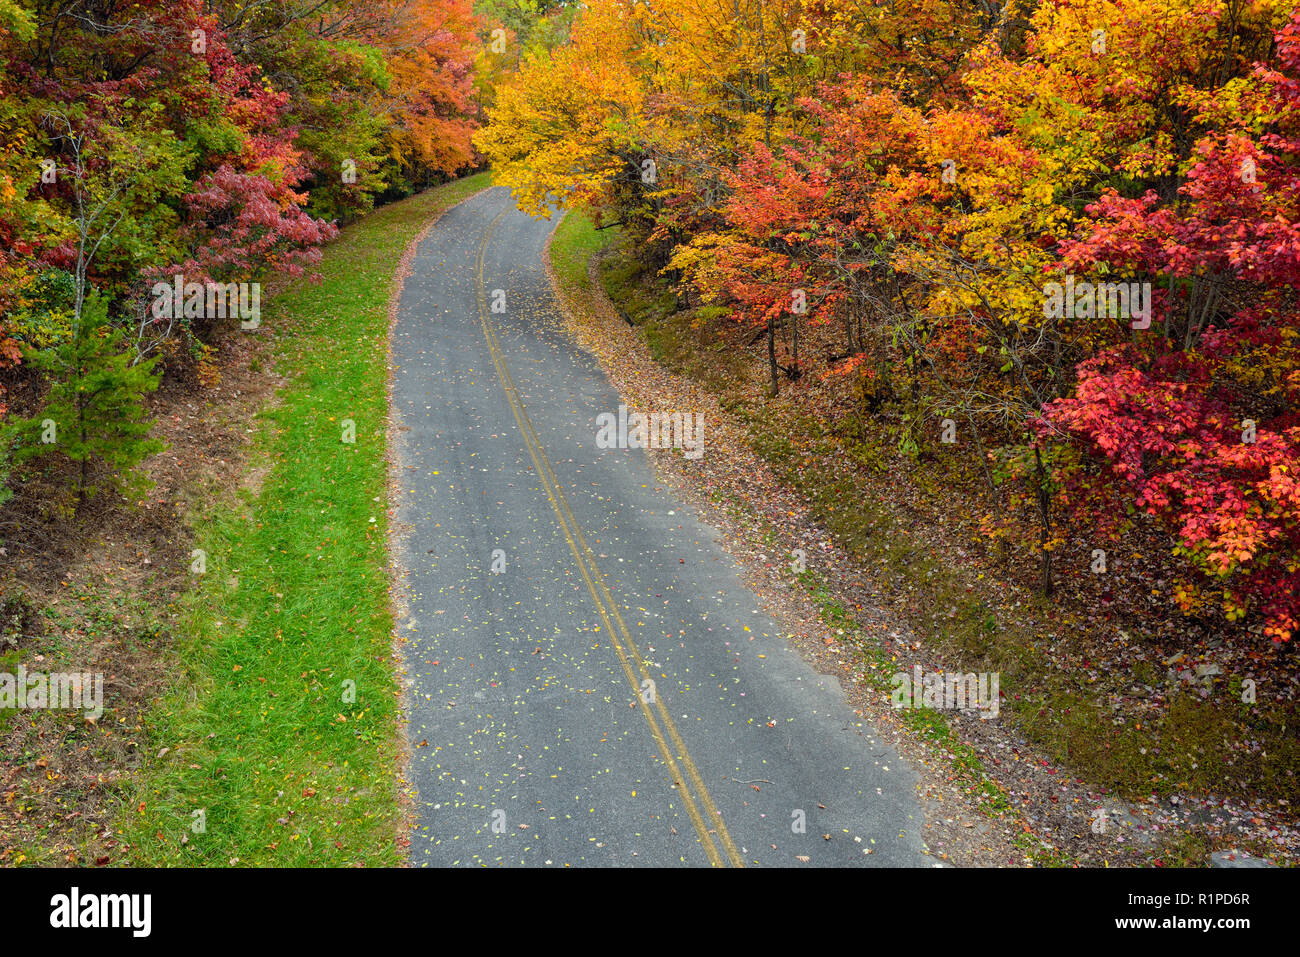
top-left (486, 321), bottom-right (746, 867)
top-left (473, 203), bottom-right (743, 867)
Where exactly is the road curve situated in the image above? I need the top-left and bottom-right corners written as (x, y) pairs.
top-left (391, 185), bottom-right (932, 867)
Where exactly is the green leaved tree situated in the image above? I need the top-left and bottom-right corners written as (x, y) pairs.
top-left (10, 292), bottom-right (163, 506)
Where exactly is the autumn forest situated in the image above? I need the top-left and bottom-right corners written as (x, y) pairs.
top-left (3, 0), bottom-right (1300, 872)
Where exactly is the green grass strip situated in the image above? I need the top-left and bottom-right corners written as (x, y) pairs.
top-left (121, 173), bottom-right (492, 866)
top-left (549, 207), bottom-right (615, 291)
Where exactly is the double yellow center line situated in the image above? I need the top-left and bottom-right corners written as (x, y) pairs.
top-left (473, 205), bottom-right (743, 867)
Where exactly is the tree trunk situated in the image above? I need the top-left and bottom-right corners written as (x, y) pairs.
top-left (1034, 445), bottom-right (1053, 597)
top-left (791, 314), bottom-right (799, 375)
top-left (768, 314), bottom-right (779, 397)
top-left (970, 419), bottom-right (1007, 566)
top-left (77, 402), bottom-right (88, 509)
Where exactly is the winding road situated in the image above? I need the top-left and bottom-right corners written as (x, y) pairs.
top-left (391, 186), bottom-right (933, 867)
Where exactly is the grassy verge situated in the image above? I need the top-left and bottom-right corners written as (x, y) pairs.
top-left (550, 210), bottom-right (615, 292)
top-left (120, 172), bottom-right (491, 865)
top-left (548, 207), bottom-right (1300, 823)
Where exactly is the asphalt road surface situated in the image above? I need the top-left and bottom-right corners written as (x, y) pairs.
top-left (391, 186), bottom-right (932, 867)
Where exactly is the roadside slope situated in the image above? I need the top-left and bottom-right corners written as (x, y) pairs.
top-left (122, 174), bottom-right (491, 866)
